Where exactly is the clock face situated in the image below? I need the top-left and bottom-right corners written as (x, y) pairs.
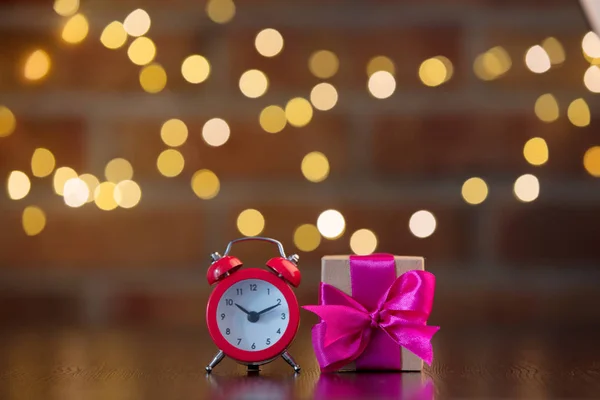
top-left (216, 278), bottom-right (290, 352)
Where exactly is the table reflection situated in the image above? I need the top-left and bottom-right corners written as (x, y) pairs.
top-left (206, 374), bottom-right (296, 400)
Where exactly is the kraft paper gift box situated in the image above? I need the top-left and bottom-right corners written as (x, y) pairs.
top-left (303, 254), bottom-right (439, 372)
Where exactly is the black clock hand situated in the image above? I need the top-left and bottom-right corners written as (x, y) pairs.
top-left (257, 303), bottom-right (281, 315)
top-left (235, 303), bottom-right (251, 315)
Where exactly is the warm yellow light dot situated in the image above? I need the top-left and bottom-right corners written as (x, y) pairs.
top-left (523, 137), bottom-right (549, 166)
top-left (61, 13), bottom-right (88, 44)
top-left (31, 148), bottom-right (56, 178)
top-left (525, 45), bottom-right (551, 74)
top-left (161, 119), bottom-right (188, 147)
top-left (206, 0), bottom-right (236, 24)
top-left (22, 206), bottom-right (46, 236)
top-left (308, 50), bottom-right (339, 79)
top-left (514, 174), bottom-right (539, 202)
top-left (583, 146), bottom-right (600, 177)
top-left (191, 169), bottom-right (220, 200)
top-left (461, 177), bottom-right (488, 205)
top-left (542, 37), bottom-right (565, 65)
top-left (584, 65), bottom-right (600, 93)
top-left (567, 98), bottom-right (591, 127)
top-left (156, 149), bottom-right (185, 177)
top-left (582, 31), bottom-right (600, 59)
top-left (123, 9), bottom-right (151, 37)
top-left (94, 182), bottom-right (118, 211)
top-left (435, 56), bottom-right (454, 82)
top-left (7, 171), bottom-right (31, 200)
top-left (114, 180), bottom-right (142, 209)
top-left (534, 93), bottom-right (559, 123)
top-left (368, 71), bottom-right (396, 99)
top-left (301, 151), bottom-right (329, 183)
top-left (349, 229), bottom-right (378, 255)
top-left (236, 209), bottom-right (265, 236)
top-left (293, 224), bottom-right (321, 252)
top-left (419, 57), bottom-right (448, 87)
top-left (79, 173), bottom-right (99, 203)
top-left (63, 177), bottom-right (89, 208)
top-left (473, 47), bottom-right (511, 80)
top-left (317, 209), bottom-right (345, 239)
top-left (310, 83), bottom-right (338, 111)
top-left (409, 210), bottom-right (436, 239)
top-left (255, 28), bottom-right (284, 57)
top-left (366, 56), bottom-right (395, 76)
top-left (105, 158), bottom-right (133, 183)
top-left (259, 105), bottom-right (287, 134)
top-left (285, 97), bottom-right (313, 128)
top-left (0, 106), bottom-right (17, 138)
top-left (53, 0), bottom-right (79, 17)
top-left (53, 167), bottom-right (77, 195)
top-left (23, 50), bottom-right (51, 81)
top-left (100, 21), bottom-right (128, 50)
top-left (202, 118), bottom-right (230, 147)
top-left (239, 69), bottom-right (269, 98)
top-left (181, 55), bottom-right (211, 84)
top-left (139, 63), bottom-right (167, 93)
top-left (127, 37), bottom-right (156, 66)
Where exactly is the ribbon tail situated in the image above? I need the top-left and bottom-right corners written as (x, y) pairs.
top-left (311, 321), bottom-right (372, 372)
top-left (382, 324), bottom-right (440, 365)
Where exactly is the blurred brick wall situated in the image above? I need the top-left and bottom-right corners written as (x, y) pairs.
top-left (1, 0), bottom-right (600, 326)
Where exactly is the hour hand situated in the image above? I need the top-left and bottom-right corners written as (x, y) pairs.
top-left (257, 303), bottom-right (281, 315)
top-left (235, 303), bottom-right (250, 315)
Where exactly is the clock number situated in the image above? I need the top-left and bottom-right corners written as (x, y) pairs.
top-left (225, 299), bottom-right (233, 306)
top-left (266, 338), bottom-right (271, 345)
top-left (225, 328), bottom-right (230, 335)
top-left (281, 313), bottom-right (286, 320)
top-left (237, 338), bottom-right (242, 345)
top-left (276, 298), bottom-right (281, 305)
top-left (277, 328), bottom-right (281, 334)
top-left (249, 284), bottom-right (257, 291)
top-left (251, 343), bottom-right (256, 350)
top-left (220, 313), bottom-right (225, 320)
top-left (267, 288), bottom-right (270, 295)
top-left (236, 288), bottom-right (243, 296)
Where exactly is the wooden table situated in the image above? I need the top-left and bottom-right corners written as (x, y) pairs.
top-left (1, 324), bottom-right (599, 399)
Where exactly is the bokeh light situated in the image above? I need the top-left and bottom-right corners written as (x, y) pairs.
top-left (206, 0), bottom-right (236, 24)
top-left (473, 46), bottom-right (511, 80)
top-left (202, 118), bottom-right (230, 147)
top-left (7, 171), bottom-right (31, 200)
top-left (366, 55), bottom-right (395, 76)
top-left (181, 55), bottom-right (210, 84)
top-left (293, 224), bottom-right (321, 252)
top-left (461, 177), bottom-right (488, 205)
top-left (61, 13), bottom-right (89, 44)
top-left (31, 148), bottom-right (56, 178)
top-left (53, 0), bottom-right (79, 17)
top-left (584, 66), bottom-right (600, 93)
top-left (435, 56), bottom-right (454, 82)
top-left (237, 209), bottom-right (265, 237)
top-left (301, 151), bottom-right (330, 183)
top-left (161, 119), bottom-right (188, 147)
top-left (368, 71), bottom-right (396, 99)
top-left (514, 174), bottom-right (540, 202)
top-left (0, 106), bottom-right (17, 137)
top-left (285, 97), bottom-right (313, 127)
top-left (239, 69), bottom-right (269, 98)
top-left (114, 180), bottom-right (142, 208)
top-left (191, 169), bottom-right (220, 200)
top-left (582, 31), bottom-right (600, 59)
top-left (567, 98), bottom-right (591, 127)
top-left (101, 21), bottom-right (128, 50)
top-left (127, 37), bottom-right (156, 66)
top-left (79, 173), bottom-right (99, 203)
top-left (105, 158), bottom-right (133, 183)
top-left (63, 177), bottom-right (89, 208)
top-left (317, 209), bottom-right (345, 239)
top-left (139, 63), bottom-right (167, 93)
top-left (310, 83), bottom-right (338, 111)
top-left (418, 57), bottom-right (450, 87)
top-left (53, 167), bottom-right (77, 195)
top-left (259, 105), bottom-right (287, 133)
top-left (409, 210), bottom-right (436, 239)
top-left (255, 28), bottom-right (284, 57)
top-left (534, 93), bottom-right (559, 123)
top-left (525, 45), bottom-right (551, 74)
top-left (523, 137), bottom-right (549, 166)
top-left (23, 50), bottom-right (51, 81)
top-left (94, 182), bottom-right (118, 211)
top-left (156, 149), bottom-right (185, 177)
top-left (350, 229), bottom-right (378, 255)
top-left (542, 37), bottom-right (565, 65)
top-left (308, 50), bottom-right (339, 79)
top-left (22, 206), bottom-right (46, 236)
top-left (124, 9), bottom-right (151, 37)
top-left (583, 146), bottom-right (600, 177)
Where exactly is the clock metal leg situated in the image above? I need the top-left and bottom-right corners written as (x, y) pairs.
top-left (281, 351), bottom-right (301, 373)
top-left (205, 350), bottom-right (225, 373)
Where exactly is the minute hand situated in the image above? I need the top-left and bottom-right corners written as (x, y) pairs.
top-left (257, 303), bottom-right (281, 315)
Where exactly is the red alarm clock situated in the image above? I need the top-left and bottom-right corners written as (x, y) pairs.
top-left (205, 237), bottom-right (301, 374)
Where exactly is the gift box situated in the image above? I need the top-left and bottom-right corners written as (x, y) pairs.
top-left (303, 254), bottom-right (439, 372)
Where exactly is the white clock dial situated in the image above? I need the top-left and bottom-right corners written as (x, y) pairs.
top-left (216, 279), bottom-right (290, 352)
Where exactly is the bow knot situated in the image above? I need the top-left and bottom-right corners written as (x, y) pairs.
top-left (369, 311), bottom-right (381, 329)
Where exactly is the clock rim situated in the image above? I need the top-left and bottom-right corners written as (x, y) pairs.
top-left (206, 268), bottom-right (300, 363)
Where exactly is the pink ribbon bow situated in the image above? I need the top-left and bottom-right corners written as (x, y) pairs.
top-left (303, 267), bottom-right (439, 372)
